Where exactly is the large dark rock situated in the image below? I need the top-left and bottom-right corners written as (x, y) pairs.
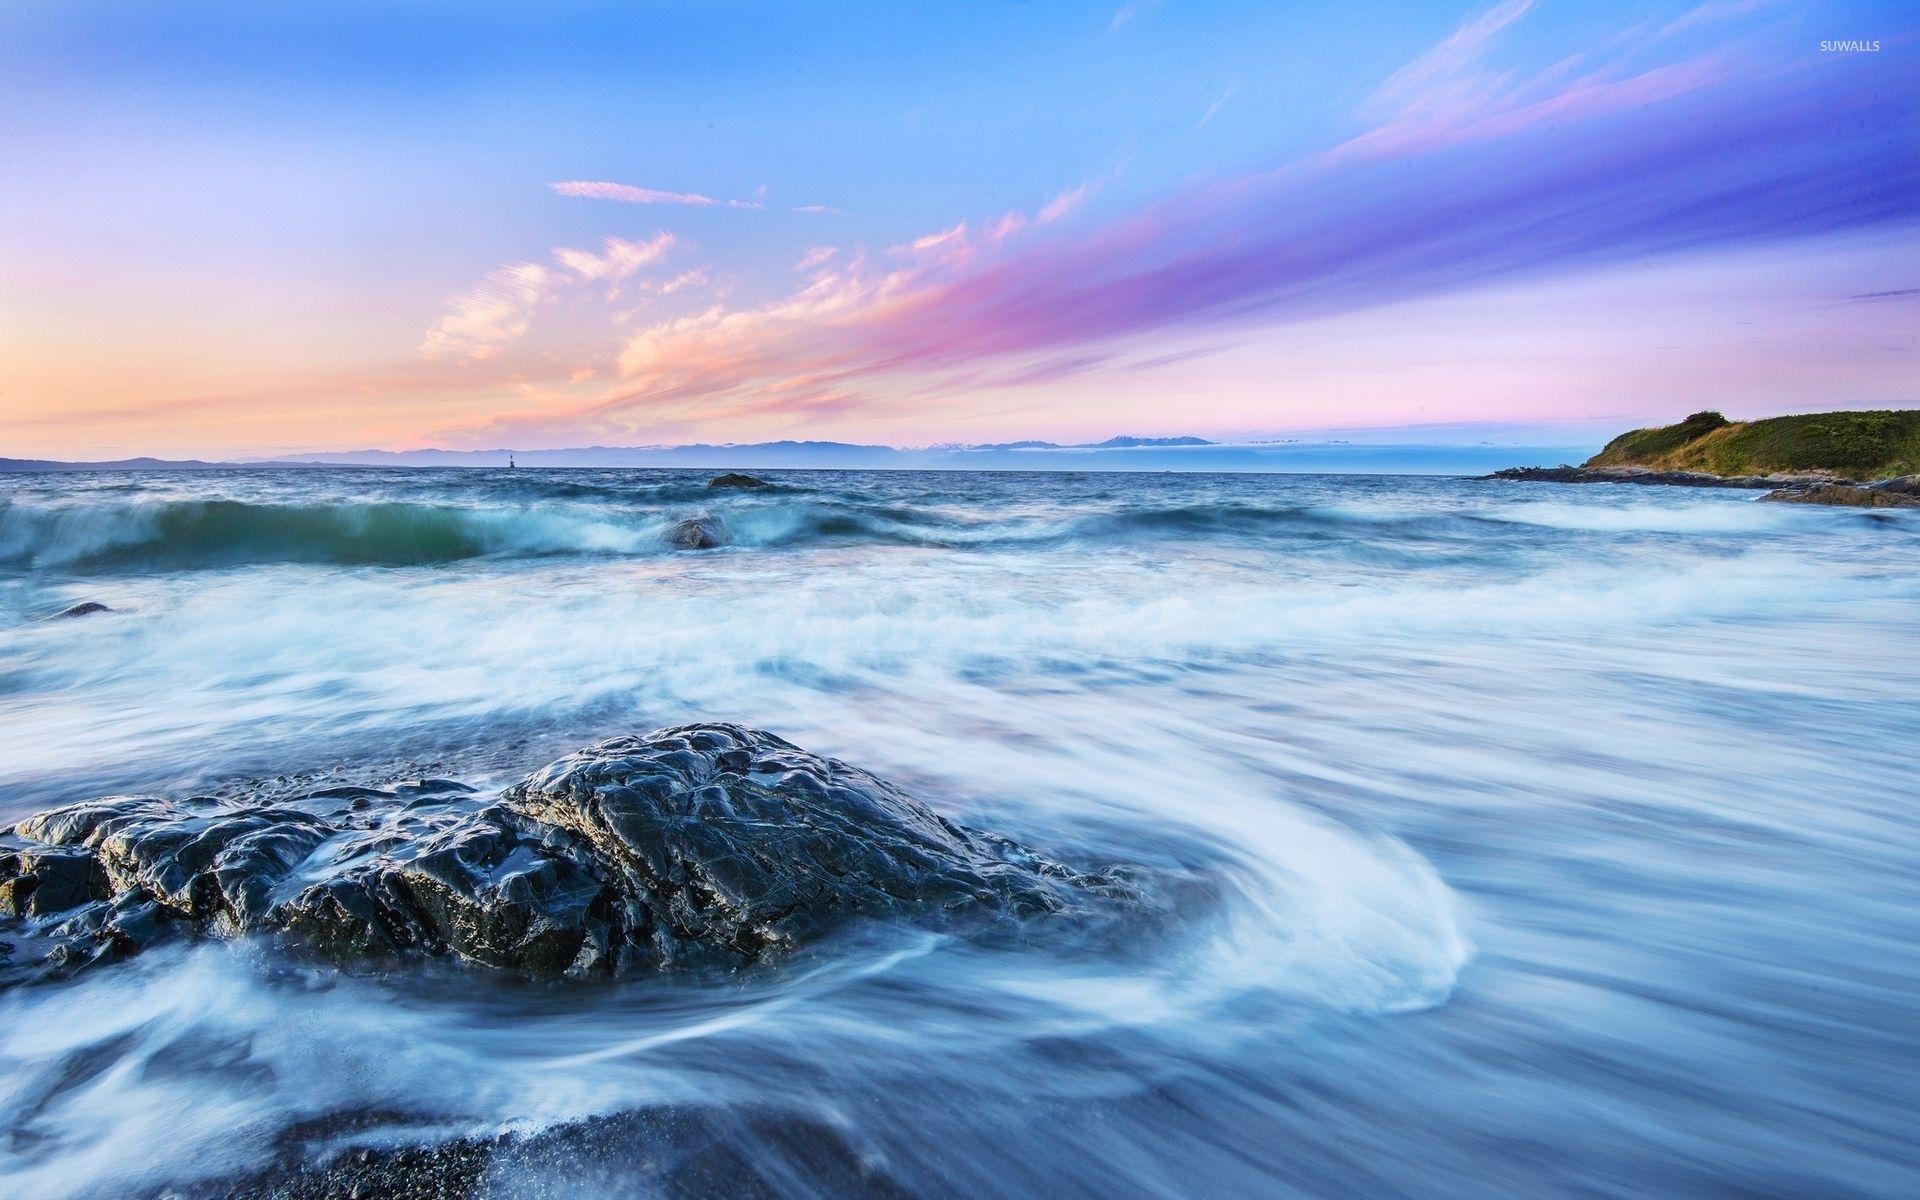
top-left (666, 515), bottom-right (729, 549)
top-left (0, 725), bottom-right (1140, 986)
top-left (706, 472), bottom-right (772, 489)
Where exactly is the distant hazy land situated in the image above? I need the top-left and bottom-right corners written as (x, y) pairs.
top-left (1, 433), bottom-right (1603, 476)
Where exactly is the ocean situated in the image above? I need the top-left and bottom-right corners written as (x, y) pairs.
top-left (1, 467), bottom-right (1916, 1198)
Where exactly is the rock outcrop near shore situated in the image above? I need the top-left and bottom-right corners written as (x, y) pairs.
top-left (1488, 465), bottom-right (1920, 508)
top-left (1759, 478), bottom-right (1920, 508)
top-left (1489, 408), bottom-right (1920, 508)
top-left (0, 725), bottom-right (1140, 987)
top-left (1486, 466), bottom-right (1836, 489)
top-left (1584, 409), bottom-right (1920, 481)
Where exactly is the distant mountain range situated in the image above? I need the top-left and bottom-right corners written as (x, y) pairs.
top-left (0, 455), bottom-right (246, 473)
top-left (962, 435), bottom-right (1215, 451)
top-left (236, 435), bottom-right (1223, 468)
top-left (2, 433), bottom-right (1602, 475)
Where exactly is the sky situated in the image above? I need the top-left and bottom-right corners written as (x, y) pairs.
top-left (1, 0), bottom-right (1915, 460)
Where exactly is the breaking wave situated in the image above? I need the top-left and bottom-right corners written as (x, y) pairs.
top-left (0, 498), bottom-right (658, 569)
top-left (0, 493), bottom-right (1512, 572)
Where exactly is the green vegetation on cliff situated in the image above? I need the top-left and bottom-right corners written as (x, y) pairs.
top-left (1585, 410), bottom-right (1920, 480)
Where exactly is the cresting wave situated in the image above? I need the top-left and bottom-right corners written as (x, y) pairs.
top-left (0, 491), bottom-right (1570, 572)
top-left (0, 498), bottom-right (656, 569)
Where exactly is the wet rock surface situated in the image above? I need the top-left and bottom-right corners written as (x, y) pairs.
top-left (52, 601), bottom-right (115, 618)
top-left (146, 1104), bottom-right (922, 1200)
top-left (1759, 482), bottom-right (1920, 508)
top-left (0, 725), bottom-right (1141, 987)
top-left (666, 515), bottom-right (729, 549)
top-left (706, 471), bottom-right (773, 489)
top-left (1487, 465), bottom-right (1920, 505)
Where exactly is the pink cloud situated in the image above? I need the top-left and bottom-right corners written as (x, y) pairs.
top-left (438, 7), bottom-right (1913, 444)
top-left (795, 245), bottom-right (839, 271)
top-left (1328, 52), bottom-right (1734, 164)
top-left (1373, 0), bottom-right (1535, 113)
top-left (421, 233), bottom-right (674, 360)
top-left (907, 222), bottom-right (968, 254)
top-left (1036, 183), bottom-right (1093, 225)
top-left (552, 233), bottom-right (677, 284)
top-left (1328, 0), bottom-right (1749, 166)
top-left (1659, 0), bottom-right (1777, 39)
top-left (549, 180), bottom-right (765, 210)
top-left (984, 212), bottom-right (1027, 243)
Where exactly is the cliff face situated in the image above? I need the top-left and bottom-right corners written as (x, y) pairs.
top-left (1585, 410), bottom-right (1920, 481)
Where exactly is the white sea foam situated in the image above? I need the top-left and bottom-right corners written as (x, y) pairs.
top-left (2, 468), bottom-right (1916, 1197)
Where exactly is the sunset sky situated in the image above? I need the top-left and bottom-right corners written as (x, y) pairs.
top-left (2, 0), bottom-right (1914, 460)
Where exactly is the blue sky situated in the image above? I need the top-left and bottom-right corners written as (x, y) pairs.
top-left (1, 1), bottom-right (1914, 457)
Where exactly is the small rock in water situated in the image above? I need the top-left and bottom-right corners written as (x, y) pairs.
top-left (0, 724), bottom-right (1144, 986)
top-left (666, 515), bottom-right (729, 549)
top-left (54, 601), bottom-right (114, 619)
top-left (705, 472), bottom-right (771, 489)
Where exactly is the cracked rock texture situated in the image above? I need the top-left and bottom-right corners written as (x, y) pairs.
top-left (0, 724), bottom-right (1138, 986)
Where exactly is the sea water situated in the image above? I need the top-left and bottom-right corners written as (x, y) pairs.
top-left (0, 468), bottom-right (1915, 1197)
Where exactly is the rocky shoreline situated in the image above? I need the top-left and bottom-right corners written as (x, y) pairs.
top-left (1486, 465), bottom-right (1920, 508)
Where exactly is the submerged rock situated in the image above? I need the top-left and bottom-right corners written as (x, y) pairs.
top-left (53, 601), bottom-right (114, 618)
top-left (706, 471), bottom-right (772, 489)
top-left (666, 515), bottom-right (729, 549)
top-left (0, 725), bottom-right (1139, 986)
top-left (158, 1103), bottom-right (918, 1200)
top-left (1759, 483), bottom-right (1920, 509)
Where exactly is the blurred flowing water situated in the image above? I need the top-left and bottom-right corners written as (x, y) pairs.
top-left (0, 467), bottom-right (1915, 1198)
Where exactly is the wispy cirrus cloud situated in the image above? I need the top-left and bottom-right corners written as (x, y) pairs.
top-left (447, 2), bottom-right (1917, 445)
top-left (1323, 0), bottom-right (1749, 164)
top-left (549, 180), bottom-right (765, 210)
top-left (1372, 0), bottom-right (1535, 113)
top-left (1108, 1), bottom-right (1161, 34)
top-left (421, 233), bottom-right (674, 360)
top-left (1658, 0), bottom-right (1778, 38)
top-left (795, 246), bottom-right (839, 272)
top-left (1036, 182), bottom-right (1094, 225)
top-left (1196, 83), bottom-right (1238, 131)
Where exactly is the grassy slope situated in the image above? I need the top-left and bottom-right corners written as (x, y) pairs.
top-left (1584, 410), bottom-right (1920, 480)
